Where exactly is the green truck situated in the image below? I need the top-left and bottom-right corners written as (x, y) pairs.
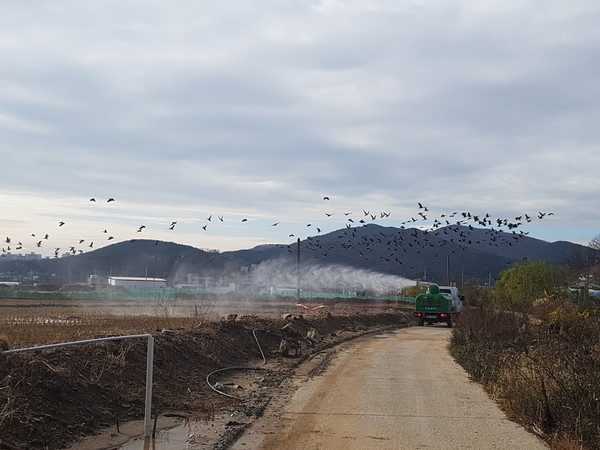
top-left (414, 284), bottom-right (463, 327)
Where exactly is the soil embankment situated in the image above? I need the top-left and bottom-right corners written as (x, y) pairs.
top-left (0, 307), bottom-right (412, 449)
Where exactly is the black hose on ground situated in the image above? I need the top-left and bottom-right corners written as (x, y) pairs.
top-left (206, 329), bottom-right (268, 400)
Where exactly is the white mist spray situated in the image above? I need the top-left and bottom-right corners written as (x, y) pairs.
top-left (250, 257), bottom-right (416, 296)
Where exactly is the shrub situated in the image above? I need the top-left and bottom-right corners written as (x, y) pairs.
top-left (449, 304), bottom-right (600, 449)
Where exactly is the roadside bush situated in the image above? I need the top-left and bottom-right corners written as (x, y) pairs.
top-left (450, 306), bottom-right (529, 384)
top-left (459, 285), bottom-right (495, 307)
top-left (450, 304), bottom-right (600, 449)
top-left (495, 260), bottom-right (572, 311)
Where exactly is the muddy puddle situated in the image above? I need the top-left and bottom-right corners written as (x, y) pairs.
top-left (118, 425), bottom-right (190, 450)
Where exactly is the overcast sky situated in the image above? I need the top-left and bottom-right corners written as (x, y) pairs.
top-left (2, 0), bottom-right (599, 258)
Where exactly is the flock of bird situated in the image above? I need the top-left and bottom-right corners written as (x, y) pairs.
top-left (272, 199), bottom-right (556, 273)
top-left (1, 195), bottom-right (554, 264)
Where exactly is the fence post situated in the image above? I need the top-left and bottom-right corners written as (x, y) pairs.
top-left (144, 334), bottom-right (154, 437)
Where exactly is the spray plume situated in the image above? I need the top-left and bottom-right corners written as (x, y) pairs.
top-left (250, 258), bottom-right (416, 296)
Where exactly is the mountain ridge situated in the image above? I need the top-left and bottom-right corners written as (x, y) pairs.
top-left (0, 224), bottom-right (593, 286)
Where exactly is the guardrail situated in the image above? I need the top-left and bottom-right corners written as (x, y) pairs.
top-left (2, 334), bottom-right (155, 438)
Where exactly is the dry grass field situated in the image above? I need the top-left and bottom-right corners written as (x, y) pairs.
top-left (0, 296), bottom-right (309, 349)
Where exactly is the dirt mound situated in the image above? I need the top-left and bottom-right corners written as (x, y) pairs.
top-left (0, 310), bottom-right (411, 449)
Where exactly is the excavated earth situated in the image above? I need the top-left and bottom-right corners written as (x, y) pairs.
top-left (0, 303), bottom-right (413, 449)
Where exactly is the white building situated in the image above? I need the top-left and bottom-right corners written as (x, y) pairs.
top-left (108, 276), bottom-right (167, 289)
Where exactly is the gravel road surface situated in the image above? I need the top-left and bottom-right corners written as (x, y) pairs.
top-left (233, 326), bottom-right (549, 450)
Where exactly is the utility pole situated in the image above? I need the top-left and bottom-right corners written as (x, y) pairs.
top-left (296, 238), bottom-right (301, 301)
top-left (446, 255), bottom-right (450, 285)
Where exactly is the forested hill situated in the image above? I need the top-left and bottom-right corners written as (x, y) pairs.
top-left (0, 224), bottom-right (593, 285)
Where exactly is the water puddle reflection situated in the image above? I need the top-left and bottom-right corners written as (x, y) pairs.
top-left (118, 425), bottom-right (190, 450)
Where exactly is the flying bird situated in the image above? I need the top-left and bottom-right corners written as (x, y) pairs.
top-left (323, 196), bottom-right (330, 200)
top-left (89, 198), bottom-right (96, 202)
top-left (107, 198), bottom-right (115, 202)
top-left (58, 221), bottom-right (65, 227)
top-left (241, 218), bottom-right (248, 222)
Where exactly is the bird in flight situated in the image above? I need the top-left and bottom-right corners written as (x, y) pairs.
top-left (323, 196), bottom-right (330, 200)
top-left (169, 222), bottom-right (177, 230)
top-left (107, 198), bottom-right (115, 202)
top-left (58, 221), bottom-right (65, 227)
top-left (89, 198), bottom-right (96, 202)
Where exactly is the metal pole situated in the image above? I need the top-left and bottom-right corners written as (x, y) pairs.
top-left (144, 335), bottom-right (154, 437)
top-left (446, 255), bottom-right (450, 285)
top-left (296, 238), bottom-right (301, 301)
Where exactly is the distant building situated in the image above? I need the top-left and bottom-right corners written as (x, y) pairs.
top-left (1, 252), bottom-right (42, 261)
top-left (108, 276), bottom-right (167, 289)
top-left (88, 274), bottom-right (107, 286)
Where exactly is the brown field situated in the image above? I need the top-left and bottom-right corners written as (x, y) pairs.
top-left (0, 296), bottom-right (412, 449)
top-left (0, 296), bottom-right (405, 349)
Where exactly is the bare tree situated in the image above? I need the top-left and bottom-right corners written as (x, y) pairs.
top-left (590, 233), bottom-right (600, 253)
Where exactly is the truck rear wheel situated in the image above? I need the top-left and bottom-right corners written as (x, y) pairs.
top-left (446, 315), bottom-right (453, 328)
top-left (418, 317), bottom-right (424, 326)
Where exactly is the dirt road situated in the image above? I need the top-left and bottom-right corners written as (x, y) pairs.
top-left (233, 327), bottom-right (549, 450)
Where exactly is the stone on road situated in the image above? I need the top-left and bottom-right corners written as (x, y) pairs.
top-left (234, 327), bottom-right (548, 450)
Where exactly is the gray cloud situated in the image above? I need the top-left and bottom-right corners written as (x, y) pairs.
top-left (2, 0), bottom-right (599, 256)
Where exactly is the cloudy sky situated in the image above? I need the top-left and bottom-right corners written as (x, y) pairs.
top-left (1, 0), bottom-right (599, 258)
